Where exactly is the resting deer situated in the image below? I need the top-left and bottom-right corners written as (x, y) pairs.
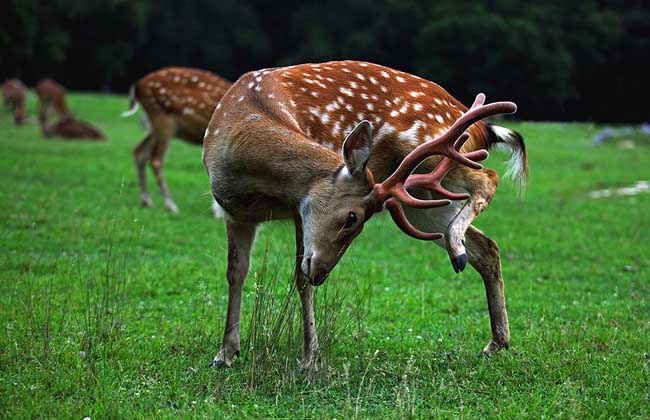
top-left (2, 78), bottom-right (28, 125)
top-left (41, 117), bottom-right (105, 141)
top-left (202, 61), bottom-right (527, 370)
top-left (123, 67), bottom-right (232, 216)
top-left (36, 79), bottom-right (72, 126)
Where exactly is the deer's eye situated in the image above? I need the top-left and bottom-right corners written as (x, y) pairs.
top-left (344, 211), bottom-right (357, 228)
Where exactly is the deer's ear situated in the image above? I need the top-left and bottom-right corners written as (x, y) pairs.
top-left (342, 120), bottom-right (373, 177)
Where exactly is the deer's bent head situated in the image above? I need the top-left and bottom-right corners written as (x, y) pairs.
top-left (298, 94), bottom-right (516, 286)
top-left (299, 122), bottom-right (379, 285)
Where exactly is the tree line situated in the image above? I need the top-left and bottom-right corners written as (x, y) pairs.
top-left (2, 0), bottom-right (648, 122)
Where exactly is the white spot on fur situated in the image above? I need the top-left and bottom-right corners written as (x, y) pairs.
top-left (340, 87), bottom-right (354, 97)
top-left (413, 103), bottom-right (423, 111)
top-left (398, 120), bottom-right (424, 146)
top-left (321, 113), bottom-right (330, 124)
top-left (390, 110), bottom-right (399, 117)
top-left (435, 115), bottom-right (444, 123)
top-left (366, 103), bottom-right (374, 111)
top-left (396, 76), bottom-right (406, 83)
top-left (326, 101), bottom-right (340, 112)
top-left (380, 71), bottom-right (390, 78)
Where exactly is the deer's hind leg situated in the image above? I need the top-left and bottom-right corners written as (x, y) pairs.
top-left (134, 133), bottom-right (156, 207)
top-left (442, 167), bottom-right (499, 272)
top-left (465, 225), bottom-right (510, 354)
top-left (149, 116), bottom-right (178, 213)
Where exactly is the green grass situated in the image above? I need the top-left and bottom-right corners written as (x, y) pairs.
top-left (1, 93), bottom-right (649, 419)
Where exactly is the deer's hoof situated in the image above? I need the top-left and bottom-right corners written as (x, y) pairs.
top-left (478, 339), bottom-right (509, 357)
top-left (141, 197), bottom-right (154, 208)
top-left (165, 200), bottom-right (179, 214)
top-left (210, 356), bottom-right (233, 369)
top-left (450, 253), bottom-right (467, 273)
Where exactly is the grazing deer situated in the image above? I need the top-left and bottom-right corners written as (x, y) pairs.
top-left (122, 67), bottom-right (232, 216)
top-left (41, 116), bottom-right (105, 141)
top-left (203, 61), bottom-right (527, 370)
top-left (1, 78), bottom-right (28, 125)
top-left (36, 79), bottom-right (72, 126)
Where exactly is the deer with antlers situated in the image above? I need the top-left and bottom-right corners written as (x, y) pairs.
top-left (2, 78), bottom-right (28, 125)
top-left (36, 78), bottom-right (72, 127)
top-left (123, 67), bottom-right (232, 216)
top-left (202, 61), bottom-right (527, 369)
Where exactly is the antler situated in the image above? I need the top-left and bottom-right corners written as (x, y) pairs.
top-left (373, 93), bottom-right (517, 240)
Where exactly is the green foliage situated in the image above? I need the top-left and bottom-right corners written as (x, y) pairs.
top-left (1, 1), bottom-right (648, 121)
top-left (1, 92), bottom-right (649, 418)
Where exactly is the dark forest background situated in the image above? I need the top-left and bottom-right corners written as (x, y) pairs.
top-left (1, 0), bottom-right (649, 122)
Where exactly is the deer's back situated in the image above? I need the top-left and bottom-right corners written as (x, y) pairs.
top-left (208, 61), bottom-right (492, 183)
top-left (135, 67), bottom-right (231, 144)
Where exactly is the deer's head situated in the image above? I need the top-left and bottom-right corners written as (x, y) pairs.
top-left (298, 94), bottom-right (516, 286)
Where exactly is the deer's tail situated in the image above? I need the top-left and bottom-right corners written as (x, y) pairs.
top-left (488, 124), bottom-right (528, 194)
top-left (121, 85), bottom-right (139, 117)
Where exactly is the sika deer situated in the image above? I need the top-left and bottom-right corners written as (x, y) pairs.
top-left (41, 116), bottom-right (105, 141)
top-left (123, 67), bottom-right (232, 216)
top-left (1, 78), bottom-right (28, 125)
top-left (36, 79), bottom-right (72, 126)
top-left (202, 61), bottom-right (527, 370)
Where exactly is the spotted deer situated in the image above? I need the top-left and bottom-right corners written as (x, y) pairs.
top-left (2, 78), bottom-right (28, 125)
top-left (41, 116), bottom-right (105, 141)
top-left (36, 79), bottom-right (72, 127)
top-left (202, 61), bottom-right (527, 370)
top-left (123, 67), bottom-right (232, 216)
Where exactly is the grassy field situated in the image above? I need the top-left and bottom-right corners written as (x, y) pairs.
top-left (1, 93), bottom-right (649, 419)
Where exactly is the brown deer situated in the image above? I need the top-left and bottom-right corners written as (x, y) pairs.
top-left (1, 78), bottom-right (28, 125)
top-left (203, 61), bottom-right (527, 370)
top-left (41, 117), bottom-right (105, 141)
top-left (123, 67), bottom-right (232, 216)
top-left (36, 79), bottom-right (72, 126)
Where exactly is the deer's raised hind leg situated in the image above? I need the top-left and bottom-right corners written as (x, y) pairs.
top-left (211, 220), bottom-right (257, 368)
top-left (443, 167), bottom-right (499, 272)
top-left (465, 225), bottom-right (510, 355)
top-left (133, 133), bottom-right (155, 207)
top-left (294, 217), bottom-right (320, 371)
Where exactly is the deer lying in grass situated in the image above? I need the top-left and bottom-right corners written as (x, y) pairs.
top-left (36, 79), bottom-right (72, 126)
top-left (41, 117), bottom-right (105, 141)
top-left (123, 67), bottom-right (232, 216)
top-left (202, 61), bottom-right (527, 370)
top-left (1, 78), bottom-right (28, 125)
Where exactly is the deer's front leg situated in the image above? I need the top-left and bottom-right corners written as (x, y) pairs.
top-left (294, 217), bottom-right (320, 371)
top-left (211, 220), bottom-right (257, 368)
top-left (444, 168), bottom-right (499, 272)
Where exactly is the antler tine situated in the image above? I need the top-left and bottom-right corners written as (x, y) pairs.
top-left (375, 94), bottom-right (515, 203)
top-left (384, 198), bottom-right (444, 240)
top-left (373, 93), bottom-right (517, 241)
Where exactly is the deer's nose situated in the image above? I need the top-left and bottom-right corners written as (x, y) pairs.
top-left (301, 255), bottom-right (312, 278)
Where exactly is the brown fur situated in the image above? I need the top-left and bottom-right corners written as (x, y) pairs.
top-left (203, 61), bottom-right (525, 369)
top-left (127, 67), bottom-right (231, 212)
top-left (2, 78), bottom-right (28, 125)
top-left (36, 79), bottom-right (72, 126)
top-left (42, 117), bottom-right (105, 141)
